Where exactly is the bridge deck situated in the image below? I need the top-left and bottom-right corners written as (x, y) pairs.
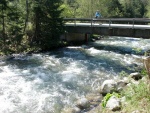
top-left (64, 18), bottom-right (150, 38)
top-left (65, 23), bottom-right (150, 29)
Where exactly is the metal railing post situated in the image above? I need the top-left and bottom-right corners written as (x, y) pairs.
top-left (132, 18), bottom-right (134, 29)
top-left (91, 18), bottom-right (93, 27)
top-left (75, 18), bottom-right (76, 26)
top-left (109, 19), bottom-right (111, 28)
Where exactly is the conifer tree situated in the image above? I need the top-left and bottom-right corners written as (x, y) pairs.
top-left (32, 0), bottom-right (64, 50)
top-left (0, 0), bottom-right (8, 47)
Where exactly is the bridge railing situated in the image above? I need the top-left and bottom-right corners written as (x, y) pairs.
top-left (64, 18), bottom-right (150, 27)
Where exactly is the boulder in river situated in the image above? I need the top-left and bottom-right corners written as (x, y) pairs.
top-left (129, 72), bottom-right (142, 81)
top-left (99, 80), bottom-right (117, 95)
top-left (75, 97), bottom-right (90, 109)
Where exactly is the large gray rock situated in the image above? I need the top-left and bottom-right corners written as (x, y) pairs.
top-left (116, 80), bottom-right (128, 92)
top-left (100, 80), bottom-right (117, 95)
top-left (75, 98), bottom-right (90, 109)
top-left (129, 72), bottom-right (142, 81)
top-left (61, 107), bottom-right (81, 113)
top-left (132, 110), bottom-right (140, 113)
top-left (86, 93), bottom-right (102, 107)
top-left (106, 96), bottom-right (121, 111)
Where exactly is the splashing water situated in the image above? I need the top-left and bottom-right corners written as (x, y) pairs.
top-left (0, 36), bottom-right (149, 113)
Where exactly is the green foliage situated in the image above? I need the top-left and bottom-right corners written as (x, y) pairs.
top-left (132, 48), bottom-right (142, 54)
top-left (140, 69), bottom-right (148, 76)
top-left (0, 0), bottom-right (64, 54)
top-left (102, 92), bottom-right (120, 108)
top-left (32, 0), bottom-right (64, 50)
top-left (62, 0), bottom-right (150, 18)
top-left (121, 81), bottom-right (150, 112)
top-left (144, 50), bottom-right (150, 56)
top-left (119, 71), bottom-right (128, 78)
top-left (121, 0), bottom-right (148, 18)
top-left (105, 0), bottom-right (123, 18)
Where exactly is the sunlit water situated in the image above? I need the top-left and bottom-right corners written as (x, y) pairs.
top-left (0, 37), bottom-right (150, 113)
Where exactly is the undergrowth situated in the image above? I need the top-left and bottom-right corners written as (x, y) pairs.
top-left (97, 77), bottom-right (150, 113)
top-left (121, 79), bottom-right (150, 113)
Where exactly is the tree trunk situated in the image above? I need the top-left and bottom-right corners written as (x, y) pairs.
top-left (143, 57), bottom-right (150, 79)
top-left (2, 6), bottom-right (6, 46)
top-left (24, 0), bottom-right (29, 33)
top-left (33, 9), bottom-right (40, 45)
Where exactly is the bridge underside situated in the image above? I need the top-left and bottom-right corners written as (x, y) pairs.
top-left (65, 26), bottom-right (150, 38)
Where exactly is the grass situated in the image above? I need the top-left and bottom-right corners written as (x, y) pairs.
top-left (95, 77), bottom-right (150, 113)
top-left (120, 79), bottom-right (150, 113)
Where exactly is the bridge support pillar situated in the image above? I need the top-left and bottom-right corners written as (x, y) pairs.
top-left (85, 33), bottom-right (91, 42)
top-left (60, 33), bottom-right (86, 43)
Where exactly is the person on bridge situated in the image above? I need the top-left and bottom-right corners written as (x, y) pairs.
top-left (95, 11), bottom-right (101, 18)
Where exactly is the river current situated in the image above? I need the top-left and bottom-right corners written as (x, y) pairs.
top-left (0, 36), bottom-right (150, 113)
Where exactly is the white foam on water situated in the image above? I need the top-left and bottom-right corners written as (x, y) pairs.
top-left (0, 37), bottom-right (149, 113)
top-left (0, 65), bottom-right (62, 113)
top-left (87, 47), bottom-right (101, 55)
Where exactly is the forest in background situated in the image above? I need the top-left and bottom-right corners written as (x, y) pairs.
top-left (0, 0), bottom-right (150, 55)
top-left (62, 0), bottom-right (150, 18)
top-left (0, 0), bottom-right (64, 54)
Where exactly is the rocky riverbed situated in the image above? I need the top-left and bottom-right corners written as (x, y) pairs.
top-left (62, 72), bottom-right (146, 113)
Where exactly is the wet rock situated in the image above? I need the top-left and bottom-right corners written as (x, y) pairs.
top-left (132, 110), bottom-right (140, 113)
top-left (62, 107), bottom-right (81, 113)
top-left (81, 45), bottom-right (88, 49)
top-left (73, 107), bottom-right (81, 113)
top-left (116, 80), bottom-right (128, 92)
top-left (106, 96), bottom-right (121, 111)
top-left (130, 79), bottom-right (140, 85)
top-left (75, 98), bottom-right (90, 109)
top-left (129, 72), bottom-right (142, 81)
top-left (141, 76), bottom-right (147, 82)
top-left (100, 80), bottom-right (117, 95)
top-left (91, 38), bottom-right (96, 42)
top-left (86, 93), bottom-right (102, 107)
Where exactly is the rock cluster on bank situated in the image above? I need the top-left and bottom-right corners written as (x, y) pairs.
top-left (62, 72), bottom-right (144, 113)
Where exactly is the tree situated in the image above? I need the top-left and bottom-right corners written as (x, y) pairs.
top-left (0, 0), bottom-right (25, 53)
top-left (105, 0), bottom-right (123, 18)
top-left (0, 0), bottom-right (8, 47)
top-left (7, 0), bottom-right (24, 52)
top-left (32, 0), bottom-right (64, 50)
top-left (122, 0), bottom-right (148, 18)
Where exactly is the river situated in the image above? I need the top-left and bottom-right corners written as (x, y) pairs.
top-left (0, 36), bottom-right (150, 113)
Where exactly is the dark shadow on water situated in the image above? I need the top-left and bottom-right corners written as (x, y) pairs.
top-left (48, 47), bottom-right (141, 74)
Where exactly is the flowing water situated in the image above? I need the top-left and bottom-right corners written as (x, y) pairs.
top-left (0, 36), bottom-right (150, 113)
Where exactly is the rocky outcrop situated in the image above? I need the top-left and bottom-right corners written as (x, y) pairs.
top-left (99, 80), bottom-right (117, 95)
top-left (106, 96), bottom-right (121, 111)
top-left (129, 72), bottom-right (142, 81)
top-left (99, 78), bottom-right (128, 95)
top-left (63, 72), bottom-right (145, 113)
top-left (75, 98), bottom-right (90, 109)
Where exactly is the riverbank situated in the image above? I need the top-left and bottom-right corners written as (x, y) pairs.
top-left (63, 72), bottom-right (150, 113)
top-left (98, 76), bottom-right (150, 113)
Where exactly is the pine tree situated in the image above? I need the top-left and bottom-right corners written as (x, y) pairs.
top-left (0, 0), bottom-right (24, 54)
top-left (0, 0), bottom-right (8, 47)
top-left (32, 0), bottom-right (64, 50)
top-left (122, 0), bottom-right (148, 18)
top-left (106, 0), bottom-right (123, 18)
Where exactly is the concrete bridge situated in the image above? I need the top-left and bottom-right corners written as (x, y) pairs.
top-left (63, 18), bottom-right (150, 42)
